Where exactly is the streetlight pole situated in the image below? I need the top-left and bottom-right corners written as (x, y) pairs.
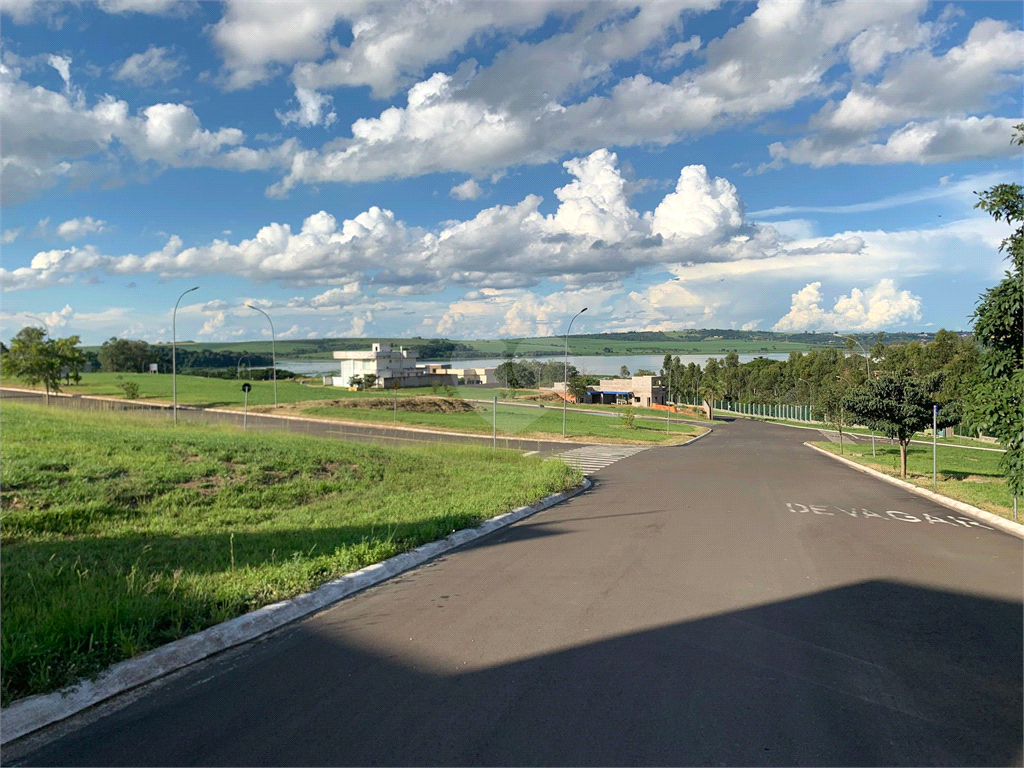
top-left (562, 307), bottom-right (587, 438)
top-left (837, 333), bottom-right (875, 455)
top-left (798, 377), bottom-right (813, 422)
top-left (246, 303), bottom-right (277, 408)
top-left (172, 286), bottom-right (199, 425)
top-left (22, 313), bottom-right (49, 336)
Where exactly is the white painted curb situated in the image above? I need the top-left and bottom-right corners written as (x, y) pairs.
top-left (805, 442), bottom-right (1022, 539)
top-left (679, 428), bottom-right (712, 446)
top-left (0, 478), bottom-right (593, 745)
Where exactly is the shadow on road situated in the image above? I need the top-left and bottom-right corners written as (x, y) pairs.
top-left (17, 579), bottom-right (1022, 767)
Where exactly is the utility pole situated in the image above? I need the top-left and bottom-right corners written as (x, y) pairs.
top-left (562, 307), bottom-right (587, 438)
top-left (172, 286), bottom-right (199, 425)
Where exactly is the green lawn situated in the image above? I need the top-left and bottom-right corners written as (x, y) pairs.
top-left (0, 403), bottom-right (580, 705)
top-left (299, 400), bottom-right (702, 444)
top-left (0, 371), bottom-right (452, 408)
top-left (811, 441), bottom-right (1015, 520)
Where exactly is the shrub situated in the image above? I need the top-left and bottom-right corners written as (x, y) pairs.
top-left (118, 381), bottom-right (140, 400)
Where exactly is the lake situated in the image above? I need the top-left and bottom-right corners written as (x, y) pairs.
top-left (274, 352), bottom-right (794, 377)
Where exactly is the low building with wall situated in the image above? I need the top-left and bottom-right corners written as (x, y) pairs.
top-left (551, 375), bottom-right (666, 406)
top-left (426, 364), bottom-right (497, 385)
top-left (326, 343), bottom-right (457, 389)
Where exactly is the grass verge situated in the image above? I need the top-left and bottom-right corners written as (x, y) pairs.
top-left (0, 402), bottom-right (580, 706)
top-left (810, 441), bottom-right (1016, 520)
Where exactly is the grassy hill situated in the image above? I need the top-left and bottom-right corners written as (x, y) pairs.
top-left (83, 329), bottom-right (947, 361)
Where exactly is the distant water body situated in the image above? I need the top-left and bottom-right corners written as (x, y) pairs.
top-left (275, 352), bottom-right (794, 377)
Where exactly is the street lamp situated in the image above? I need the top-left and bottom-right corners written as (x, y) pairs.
top-left (798, 377), bottom-right (813, 421)
top-left (835, 333), bottom-right (875, 455)
top-left (562, 307), bottom-right (587, 438)
top-left (172, 286), bottom-right (199, 425)
top-left (22, 313), bottom-right (49, 336)
top-left (245, 303), bottom-right (277, 408)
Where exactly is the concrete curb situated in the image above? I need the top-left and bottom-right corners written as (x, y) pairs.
top-left (804, 442), bottom-right (1022, 539)
top-left (680, 428), bottom-right (712, 446)
top-left (0, 478), bottom-right (593, 746)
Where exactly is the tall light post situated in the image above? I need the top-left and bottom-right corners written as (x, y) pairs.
top-left (22, 313), bottom-right (49, 336)
top-left (172, 286), bottom-right (199, 425)
top-left (798, 377), bottom-right (813, 421)
top-left (246, 303), bottom-right (277, 408)
top-left (836, 333), bottom-right (875, 455)
top-left (562, 307), bottom-right (587, 438)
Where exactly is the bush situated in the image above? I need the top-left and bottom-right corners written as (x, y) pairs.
top-left (118, 381), bottom-right (140, 400)
top-left (619, 406), bottom-right (636, 429)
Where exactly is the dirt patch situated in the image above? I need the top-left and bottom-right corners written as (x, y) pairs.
top-left (327, 397), bottom-right (476, 414)
top-left (959, 475), bottom-right (1001, 483)
top-left (518, 391), bottom-right (565, 404)
top-left (180, 475), bottom-right (229, 495)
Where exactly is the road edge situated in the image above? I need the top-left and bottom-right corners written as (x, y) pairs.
top-left (804, 442), bottom-right (1022, 539)
top-left (0, 477), bottom-right (593, 746)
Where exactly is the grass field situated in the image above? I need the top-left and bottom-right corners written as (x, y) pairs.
top-left (0, 403), bottom-right (580, 705)
top-left (297, 399), bottom-right (702, 444)
top-left (811, 441), bottom-right (1015, 520)
top-left (0, 371), bottom-right (440, 408)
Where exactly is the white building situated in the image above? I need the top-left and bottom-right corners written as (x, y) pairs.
top-left (327, 343), bottom-right (458, 389)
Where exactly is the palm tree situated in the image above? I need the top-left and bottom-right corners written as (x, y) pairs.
top-left (699, 376), bottom-right (727, 420)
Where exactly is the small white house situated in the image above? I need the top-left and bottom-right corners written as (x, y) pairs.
top-left (327, 343), bottom-right (457, 389)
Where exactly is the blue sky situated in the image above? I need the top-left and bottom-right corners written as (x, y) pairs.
top-left (1, 0), bottom-right (1021, 345)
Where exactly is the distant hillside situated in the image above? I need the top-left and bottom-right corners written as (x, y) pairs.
top-left (84, 329), bottom-right (954, 361)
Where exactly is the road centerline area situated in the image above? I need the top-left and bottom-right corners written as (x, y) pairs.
top-left (9, 418), bottom-right (1021, 767)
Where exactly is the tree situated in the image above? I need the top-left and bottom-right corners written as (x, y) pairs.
top-left (843, 373), bottom-right (949, 478)
top-left (817, 380), bottom-right (851, 454)
top-left (619, 365), bottom-right (631, 378)
top-left (3, 328), bottom-right (84, 404)
top-left (362, 373), bottom-right (378, 389)
top-left (964, 131), bottom-right (1023, 496)
top-left (55, 336), bottom-right (86, 384)
top-left (348, 375), bottom-right (363, 389)
top-left (699, 375), bottom-right (726, 421)
top-left (566, 375), bottom-right (590, 402)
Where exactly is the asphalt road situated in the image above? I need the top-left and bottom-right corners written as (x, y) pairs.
top-left (9, 418), bottom-right (1022, 766)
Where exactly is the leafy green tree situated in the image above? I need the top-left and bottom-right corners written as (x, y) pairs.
top-left (843, 373), bottom-right (955, 478)
top-left (699, 375), bottom-right (726, 420)
top-left (362, 373), bottom-right (378, 388)
top-left (348, 375), bottom-right (363, 389)
top-left (566, 375), bottom-right (590, 402)
top-left (964, 132), bottom-right (1023, 495)
top-left (619, 365), bottom-right (631, 378)
top-left (817, 380), bottom-right (851, 454)
top-left (3, 328), bottom-right (85, 404)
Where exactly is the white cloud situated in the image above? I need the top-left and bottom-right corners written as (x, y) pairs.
top-left (56, 216), bottom-right (107, 240)
top-left (275, 86), bottom-right (337, 128)
top-left (449, 179), bottom-right (483, 200)
top-left (113, 45), bottom-right (185, 86)
top-left (47, 54), bottom-right (71, 90)
top-left (2, 229), bottom-right (22, 243)
top-left (772, 279), bottom-right (922, 332)
top-left (0, 60), bottom-right (298, 202)
top-left (768, 116), bottom-right (1023, 167)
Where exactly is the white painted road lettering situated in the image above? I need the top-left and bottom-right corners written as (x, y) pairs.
top-left (786, 502), bottom-right (993, 531)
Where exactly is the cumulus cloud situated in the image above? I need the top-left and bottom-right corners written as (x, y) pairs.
top-left (772, 279), bottom-right (922, 331)
top-left (56, 216), bottom-right (107, 240)
top-left (449, 179), bottom-right (483, 200)
top-left (767, 116), bottom-right (1024, 167)
top-left (113, 45), bottom-right (185, 85)
top-left (7, 150), bottom-right (777, 293)
top-left (0, 59), bottom-right (297, 202)
top-left (275, 86), bottom-right (337, 128)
